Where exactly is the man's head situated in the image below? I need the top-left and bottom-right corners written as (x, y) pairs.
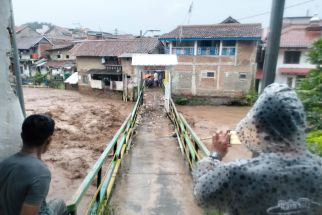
top-left (236, 83), bottom-right (307, 154)
top-left (21, 114), bottom-right (55, 152)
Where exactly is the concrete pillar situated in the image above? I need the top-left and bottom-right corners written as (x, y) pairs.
top-left (164, 68), bottom-right (172, 112)
top-left (169, 42), bottom-right (173, 54)
top-left (219, 40), bottom-right (223, 55)
top-left (194, 41), bottom-right (197, 56)
top-left (0, 0), bottom-right (24, 161)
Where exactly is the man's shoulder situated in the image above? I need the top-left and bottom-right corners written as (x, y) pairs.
top-left (0, 153), bottom-right (50, 177)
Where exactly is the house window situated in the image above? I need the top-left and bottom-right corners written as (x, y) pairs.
top-left (239, 72), bottom-right (247, 80)
top-left (172, 41), bottom-right (194, 56)
top-left (284, 51), bottom-right (300, 64)
top-left (201, 71), bottom-right (216, 78)
top-left (197, 40), bottom-right (220, 55)
top-left (57, 54), bottom-right (61, 59)
top-left (66, 55), bottom-right (69, 59)
top-left (221, 40), bottom-right (236, 56)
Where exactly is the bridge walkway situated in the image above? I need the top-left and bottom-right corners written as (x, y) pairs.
top-left (109, 88), bottom-right (202, 215)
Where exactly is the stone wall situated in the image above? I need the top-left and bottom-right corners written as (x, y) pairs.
top-left (78, 85), bottom-right (122, 99)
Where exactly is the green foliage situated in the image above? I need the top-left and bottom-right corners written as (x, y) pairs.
top-left (297, 38), bottom-right (322, 130)
top-left (245, 89), bottom-right (258, 106)
top-left (204, 209), bottom-right (223, 215)
top-left (307, 38), bottom-right (322, 67)
top-left (175, 97), bottom-right (189, 105)
top-left (306, 130), bottom-right (322, 156)
top-left (33, 72), bottom-right (48, 85)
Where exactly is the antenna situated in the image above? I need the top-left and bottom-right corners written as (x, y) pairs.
top-left (178, 1), bottom-right (194, 42)
top-left (187, 1), bottom-right (193, 24)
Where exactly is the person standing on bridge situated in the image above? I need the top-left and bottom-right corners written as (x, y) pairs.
top-left (0, 114), bottom-right (67, 215)
top-left (193, 83), bottom-right (322, 215)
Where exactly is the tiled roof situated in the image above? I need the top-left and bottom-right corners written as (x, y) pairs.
top-left (16, 36), bottom-right (45, 50)
top-left (160, 23), bottom-right (262, 39)
top-left (47, 43), bottom-right (74, 51)
top-left (69, 38), bottom-right (161, 57)
top-left (280, 24), bottom-right (322, 48)
top-left (46, 60), bottom-right (75, 68)
top-left (279, 68), bottom-right (311, 75)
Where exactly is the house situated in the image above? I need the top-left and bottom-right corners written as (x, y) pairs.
top-left (86, 30), bottom-right (115, 40)
top-left (44, 25), bottom-right (73, 44)
top-left (46, 43), bottom-right (76, 76)
top-left (16, 27), bottom-right (53, 77)
top-left (273, 15), bottom-right (322, 88)
top-left (159, 17), bottom-right (262, 104)
top-left (69, 38), bottom-right (162, 99)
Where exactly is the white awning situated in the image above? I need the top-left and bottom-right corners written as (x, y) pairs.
top-left (132, 54), bottom-right (178, 66)
top-left (64, 72), bottom-right (78, 84)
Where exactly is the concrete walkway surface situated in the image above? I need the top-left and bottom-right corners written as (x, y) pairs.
top-left (110, 88), bottom-right (202, 215)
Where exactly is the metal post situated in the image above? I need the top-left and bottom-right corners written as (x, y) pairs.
top-left (260, 0), bottom-right (285, 92)
top-left (9, 0), bottom-right (26, 117)
top-left (140, 30), bottom-right (143, 53)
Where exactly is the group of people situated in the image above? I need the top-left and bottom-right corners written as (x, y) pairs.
top-left (1, 83), bottom-right (322, 214)
top-left (144, 71), bottom-right (162, 88)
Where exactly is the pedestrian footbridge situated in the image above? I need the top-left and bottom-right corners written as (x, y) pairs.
top-left (66, 87), bottom-right (210, 215)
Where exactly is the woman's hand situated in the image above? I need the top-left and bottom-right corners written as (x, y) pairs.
top-left (212, 130), bottom-right (231, 158)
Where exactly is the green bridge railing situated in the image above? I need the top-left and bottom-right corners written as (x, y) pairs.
top-left (168, 98), bottom-right (210, 170)
top-left (67, 86), bottom-right (144, 215)
top-left (66, 85), bottom-right (210, 214)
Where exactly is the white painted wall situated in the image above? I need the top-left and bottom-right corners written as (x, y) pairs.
top-left (110, 81), bottom-right (123, 91)
top-left (275, 48), bottom-right (316, 87)
top-left (90, 79), bottom-right (103, 89)
top-left (0, 0), bottom-right (24, 161)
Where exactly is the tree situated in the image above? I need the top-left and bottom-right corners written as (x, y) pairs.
top-left (297, 38), bottom-right (322, 156)
top-left (297, 38), bottom-right (322, 130)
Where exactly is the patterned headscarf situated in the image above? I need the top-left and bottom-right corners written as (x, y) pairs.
top-left (236, 83), bottom-right (307, 153)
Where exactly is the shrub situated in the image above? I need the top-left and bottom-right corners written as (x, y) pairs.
top-left (175, 97), bottom-right (189, 105)
top-left (306, 130), bottom-right (322, 156)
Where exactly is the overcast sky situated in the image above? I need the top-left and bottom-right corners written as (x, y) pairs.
top-left (12, 0), bottom-right (322, 35)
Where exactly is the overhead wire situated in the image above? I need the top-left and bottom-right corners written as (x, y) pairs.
top-left (238, 0), bottom-right (315, 21)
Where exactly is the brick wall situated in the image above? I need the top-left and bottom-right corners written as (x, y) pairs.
top-left (121, 58), bottom-right (135, 76)
top-left (39, 42), bottom-right (53, 58)
top-left (172, 40), bottom-right (257, 99)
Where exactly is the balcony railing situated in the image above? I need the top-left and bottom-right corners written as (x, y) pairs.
top-left (165, 46), bottom-right (236, 56)
top-left (221, 47), bottom-right (236, 56)
top-left (167, 47), bottom-right (194, 56)
top-left (197, 47), bottom-right (219, 56)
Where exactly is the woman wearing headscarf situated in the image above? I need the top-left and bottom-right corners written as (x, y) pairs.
top-left (193, 83), bottom-right (322, 215)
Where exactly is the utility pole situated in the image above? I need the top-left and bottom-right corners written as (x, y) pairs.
top-left (260, 0), bottom-right (285, 92)
top-left (140, 30), bottom-right (143, 52)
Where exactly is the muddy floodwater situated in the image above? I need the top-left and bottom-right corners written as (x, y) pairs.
top-left (178, 105), bottom-right (253, 161)
top-left (23, 87), bottom-right (132, 210)
top-left (23, 88), bottom-right (252, 212)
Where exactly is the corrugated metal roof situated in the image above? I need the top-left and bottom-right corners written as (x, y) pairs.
top-left (132, 54), bottom-right (178, 66)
